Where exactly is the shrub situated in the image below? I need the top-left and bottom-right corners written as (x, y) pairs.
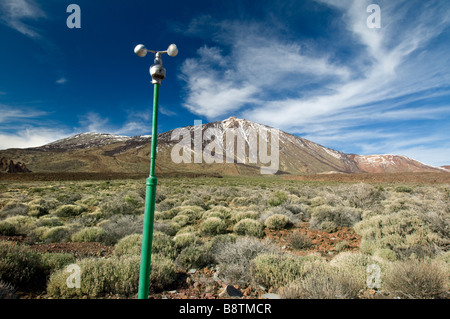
top-left (54, 204), bottom-right (87, 218)
top-left (153, 231), bottom-right (177, 259)
top-left (113, 234), bottom-right (142, 257)
top-left (2, 216), bottom-right (35, 236)
top-left (310, 205), bottom-right (361, 230)
top-left (374, 248), bottom-right (397, 261)
top-left (200, 217), bottom-right (227, 236)
top-left (328, 251), bottom-right (387, 289)
top-left (35, 216), bottom-right (63, 228)
top-left (233, 218), bottom-right (265, 238)
top-left (267, 191), bottom-right (289, 207)
top-left (284, 203), bottom-right (309, 217)
top-left (0, 242), bottom-right (47, 291)
top-left (384, 259), bottom-right (448, 299)
top-left (0, 221), bottom-right (16, 236)
top-left (395, 186), bottom-right (413, 193)
top-left (27, 204), bottom-right (49, 218)
top-left (172, 215), bottom-right (190, 228)
top-left (214, 237), bottom-right (278, 285)
top-left (98, 196), bottom-right (141, 217)
top-left (203, 207), bottom-right (232, 221)
top-left (286, 231), bottom-right (313, 250)
top-left (345, 183), bottom-right (385, 209)
top-left (114, 232), bottom-right (176, 259)
top-left (354, 210), bottom-right (443, 257)
top-left (156, 198), bottom-right (180, 212)
top-left (154, 221), bottom-right (179, 236)
top-left (231, 211), bottom-right (259, 223)
top-left (46, 254), bottom-right (176, 298)
top-left (71, 227), bottom-right (106, 242)
top-left (280, 265), bottom-right (360, 299)
top-left (176, 206), bottom-right (205, 223)
top-left (175, 244), bottom-right (213, 269)
top-left (42, 226), bottom-right (73, 243)
top-left (251, 253), bottom-right (323, 288)
top-left (100, 214), bottom-right (143, 245)
top-left (41, 252), bottom-right (75, 273)
top-left (0, 202), bottom-right (28, 218)
top-left (264, 214), bottom-right (290, 230)
top-left (173, 232), bottom-right (201, 252)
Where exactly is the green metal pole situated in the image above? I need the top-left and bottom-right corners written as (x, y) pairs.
top-left (138, 83), bottom-right (160, 299)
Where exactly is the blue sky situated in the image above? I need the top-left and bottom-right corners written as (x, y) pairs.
top-left (1, 0), bottom-right (449, 167)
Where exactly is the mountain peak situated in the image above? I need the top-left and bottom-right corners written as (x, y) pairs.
top-left (40, 132), bottom-right (132, 151)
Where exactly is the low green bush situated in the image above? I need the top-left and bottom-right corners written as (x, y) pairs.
top-left (233, 218), bottom-right (264, 238)
top-left (267, 191), bottom-right (289, 207)
top-left (264, 214), bottom-right (290, 230)
top-left (99, 214), bottom-right (143, 245)
top-left (328, 251), bottom-right (387, 289)
top-left (2, 216), bottom-right (35, 236)
top-left (251, 253), bottom-right (323, 288)
top-left (35, 216), bottom-right (63, 228)
top-left (0, 221), bottom-right (16, 236)
top-left (42, 226), bottom-right (73, 243)
top-left (46, 254), bottom-right (176, 298)
top-left (172, 214), bottom-right (190, 228)
top-left (176, 206), bottom-right (205, 223)
top-left (71, 227), bottom-right (106, 242)
top-left (354, 210), bottom-right (444, 257)
top-left (152, 231), bottom-right (177, 259)
top-left (54, 204), bottom-right (87, 218)
top-left (280, 264), bottom-right (360, 299)
top-left (0, 242), bottom-right (47, 291)
top-left (384, 259), bottom-right (449, 299)
top-left (98, 196), bottom-right (141, 217)
top-left (231, 211), bottom-right (259, 223)
top-left (113, 234), bottom-right (143, 257)
top-left (395, 186), bottom-right (413, 193)
top-left (175, 244), bottom-right (213, 269)
top-left (214, 237), bottom-right (278, 285)
top-left (27, 204), bottom-right (49, 218)
top-left (173, 232), bottom-right (201, 252)
top-left (200, 217), bottom-right (227, 236)
top-left (41, 252), bottom-right (75, 273)
top-left (310, 205), bottom-right (361, 230)
top-left (0, 202), bottom-right (28, 218)
top-left (114, 232), bottom-right (177, 259)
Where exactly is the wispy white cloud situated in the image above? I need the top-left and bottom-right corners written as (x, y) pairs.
top-left (56, 77), bottom-right (67, 85)
top-left (0, 0), bottom-right (46, 38)
top-left (78, 111), bottom-right (152, 136)
top-left (179, 0), bottom-right (450, 166)
top-left (0, 128), bottom-right (69, 150)
top-left (0, 104), bottom-right (48, 124)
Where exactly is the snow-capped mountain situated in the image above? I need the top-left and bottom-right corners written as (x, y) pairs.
top-left (41, 133), bottom-right (133, 150)
top-left (0, 117), bottom-right (446, 175)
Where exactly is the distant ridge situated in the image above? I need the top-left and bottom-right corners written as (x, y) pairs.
top-left (0, 117), bottom-right (446, 175)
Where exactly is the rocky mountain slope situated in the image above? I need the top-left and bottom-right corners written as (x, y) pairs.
top-left (348, 154), bottom-right (447, 174)
top-left (0, 117), bottom-right (445, 175)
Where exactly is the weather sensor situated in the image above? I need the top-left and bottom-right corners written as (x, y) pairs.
top-left (134, 44), bottom-right (178, 84)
